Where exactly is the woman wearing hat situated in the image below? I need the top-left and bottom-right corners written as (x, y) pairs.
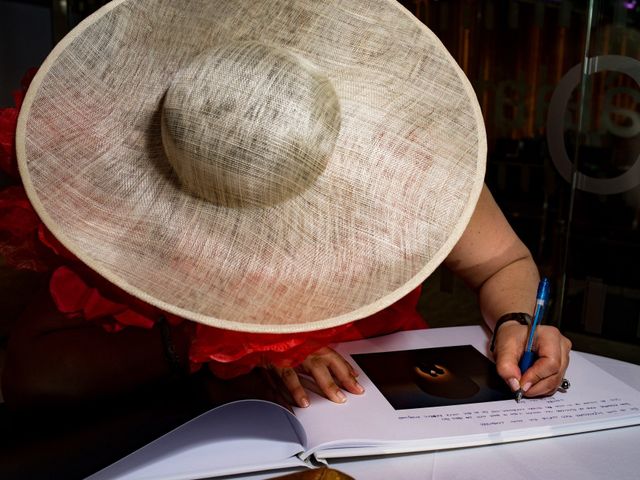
top-left (1, 0), bottom-right (570, 409)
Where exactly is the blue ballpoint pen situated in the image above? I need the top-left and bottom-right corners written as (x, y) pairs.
top-left (515, 277), bottom-right (550, 402)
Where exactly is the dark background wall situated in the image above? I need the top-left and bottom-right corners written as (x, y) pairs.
top-left (0, 0), bottom-right (52, 106)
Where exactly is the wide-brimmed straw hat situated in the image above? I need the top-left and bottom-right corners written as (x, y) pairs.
top-left (17, 0), bottom-right (486, 333)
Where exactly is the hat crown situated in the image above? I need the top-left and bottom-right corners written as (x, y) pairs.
top-left (161, 41), bottom-right (341, 207)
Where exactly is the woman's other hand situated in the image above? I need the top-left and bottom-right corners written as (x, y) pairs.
top-left (273, 347), bottom-right (364, 407)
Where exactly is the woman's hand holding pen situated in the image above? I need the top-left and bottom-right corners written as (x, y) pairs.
top-left (493, 322), bottom-right (572, 398)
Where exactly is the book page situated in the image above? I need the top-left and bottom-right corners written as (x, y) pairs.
top-left (86, 400), bottom-right (308, 480)
top-left (293, 326), bottom-right (640, 460)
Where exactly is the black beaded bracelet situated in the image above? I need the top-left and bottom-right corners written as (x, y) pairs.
top-left (158, 315), bottom-right (184, 376)
top-left (489, 312), bottom-right (532, 352)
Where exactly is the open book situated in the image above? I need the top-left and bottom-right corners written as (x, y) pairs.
top-left (87, 326), bottom-right (640, 479)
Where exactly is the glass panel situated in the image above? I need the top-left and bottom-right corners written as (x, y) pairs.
top-left (402, 0), bottom-right (640, 362)
top-left (558, 0), bottom-right (640, 361)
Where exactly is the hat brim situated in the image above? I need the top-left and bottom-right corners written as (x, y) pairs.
top-left (17, 0), bottom-right (486, 333)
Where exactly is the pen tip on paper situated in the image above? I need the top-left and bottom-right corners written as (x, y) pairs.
top-left (515, 389), bottom-right (524, 403)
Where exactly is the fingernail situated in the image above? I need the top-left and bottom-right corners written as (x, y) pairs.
top-left (354, 382), bottom-right (365, 394)
top-left (508, 378), bottom-right (520, 392)
top-left (521, 382), bottom-right (532, 392)
top-left (336, 390), bottom-right (347, 403)
top-left (300, 397), bottom-right (310, 408)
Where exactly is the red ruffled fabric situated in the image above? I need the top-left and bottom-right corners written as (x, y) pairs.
top-left (0, 70), bottom-right (428, 378)
top-left (0, 186), bottom-right (58, 271)
top-left (47, 263), bottom-right (425, 378)
top-left (0, 108), bottom-right (20, 180)
top-left (192, 287), bottom-right (425, 378)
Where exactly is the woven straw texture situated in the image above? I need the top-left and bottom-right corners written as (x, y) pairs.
top-left (17, 0), bottom-right (486, 333)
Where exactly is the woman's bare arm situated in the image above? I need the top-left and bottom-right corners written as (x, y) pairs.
top-left (444, 185), bottom-right (571, 397)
